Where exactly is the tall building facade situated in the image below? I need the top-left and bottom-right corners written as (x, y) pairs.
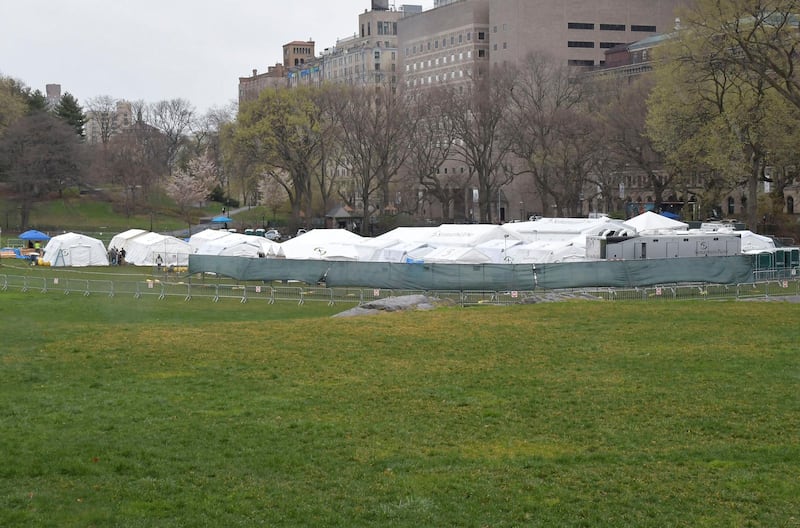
top-left (394, 0), bottom-right (683, 221)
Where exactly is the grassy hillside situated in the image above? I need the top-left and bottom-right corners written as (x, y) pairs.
top-left (0, 191), bottom-right (283, 239)
top-left (0, 294), bottom-right (798, 527)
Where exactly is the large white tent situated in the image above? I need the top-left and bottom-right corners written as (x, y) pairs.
top-left (422, 224), bottom-right (522, 247)
top-left (124, 232), bottom-right (191, 266)
top-left (475, 238), bottom-right (524, 263)
top-left (421, 246), bottom-right (493, 264)
top-left (280, 229), bottom-right (365, 260)
top-left (107, 228), bottom-right (148, 253)
top-left (373, 241), bottom-right (433, 263)
top-left (501, 217), bottom-right (634, 242)
top-left (196, 233), bottom-right (284, 258)
top-left (42, 232), bottom-right (109, 267)
top-left (189, 228), bottom-right (234, 253)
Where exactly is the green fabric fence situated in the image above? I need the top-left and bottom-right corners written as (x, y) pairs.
top-left (188, 255), bottom-right (755, 290)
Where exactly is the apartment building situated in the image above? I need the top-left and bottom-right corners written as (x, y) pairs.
top-left (395, 0), bottom-right (683, 221)
top-left (238, 64), bottom-right (287, 105)
top-left (288, 8), bottom-right (408, 89)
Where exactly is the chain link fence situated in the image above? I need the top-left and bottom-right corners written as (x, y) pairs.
top-left (2, 272), bottom-right (799, 306)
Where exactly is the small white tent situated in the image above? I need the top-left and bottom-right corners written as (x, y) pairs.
top-left (124, 232), bottom-right (191, 266)
top-left (42, 233), bottom-right (109, 267)
top-left (625, 211), bottom-right (688, 233)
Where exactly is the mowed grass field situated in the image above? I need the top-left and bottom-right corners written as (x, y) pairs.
top-left (1, 289), bottom-right (799, 527)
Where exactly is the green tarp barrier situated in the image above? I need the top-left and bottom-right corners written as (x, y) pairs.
top-left (188, 255), bottom-right (755, 290)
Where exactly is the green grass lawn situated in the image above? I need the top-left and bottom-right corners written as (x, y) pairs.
top-left (0, 293), bottom-right (798, 527)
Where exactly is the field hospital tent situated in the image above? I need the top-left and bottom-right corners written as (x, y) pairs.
top-left (506, 236), bottom-right (587, 264)
top-left (421, 246), bottom-right (493, 264)
top-left (475, 238), bottom-right (524, 263)
top-left (107, 228), bottom-right (148, 253)
top-left (124, 232), bottom-right (191, 266)
top-left (373, 241), bottom-right (433, 263)
top-left (625, 211), bottom-right (688, 233)
top-left (738, 231), bottom-right (776, 253)
top-left (42, 232), bottom-right (109, 267)
top-left (501, 217), bottom-right (634, 242)
top-left (423, 224), bottom-right (522, 247)
top-left (280, 229), bottom-right (364, 260)
top-left (189, 228), bottom-right (234, 253)
top-left (196, 233), bottom-right (284, 258)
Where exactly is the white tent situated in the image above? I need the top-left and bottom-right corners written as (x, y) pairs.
top-left (374, 241), bottom-right (433, 263)
top-left (189, 228), bottom-right (234, 253)
top-left (197, 233), bottom-right (284, 258)
top-left (475, 238), bottom-right (524, 263)
top-left (506, 236), bottom-right (587, 263)
top-left (108, 228), bottom-right (148, 253)
top-left (501, 217), bottom-right (633, 242)
top-left (738, 230), bottom-right (776, 253)
top-left (375, 226), bottom-right (438, 245)
top-left (280, 229), bottom-right (364, 260)
top-left (42, 232), bottom-right (108, 267)
top-left (421, 246), bottom-right (492, 264)
top-left (625, 211), bottom-right (688, 233)
top-left (124, 232), bottom-right (191, 266)
top-left (422, 224), bottom-right (522, 247)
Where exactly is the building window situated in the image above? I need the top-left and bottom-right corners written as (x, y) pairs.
top-left (568, 22), bottom-right (594, 30)
top-left (568, 59), bottom-right (594, 66)
top-left (493, 44), bottom-right (497, 51)
top-left (600, 23), bottom-right (626, 31)
top-left (478, 32), bottom-right (485, 40)
top-left (568, 41), bottom-right (595, 48)
top-left (727, 197), bottom-right (735, 215)
top-left (631, 25), bottom-right (657, 32)
top-left (467, 32), bottom-right (472, 40)
top-left (459, 34), bottom-right (463, 43)
top-left (478, 49), bottom-right (486, 57)
top-left (600, 42), bottom-right (624, 48)
top-left (503, 42), bottom-right (507, 49)
top-left (435, 40), bottom-right (439, 49)
top-left (374, 51), bottom-right (381, 59)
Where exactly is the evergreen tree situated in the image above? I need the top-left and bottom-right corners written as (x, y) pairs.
top-left (54, 92), bottom-right (86, 138)
top-left (26, 89), bottom-right (48, 113)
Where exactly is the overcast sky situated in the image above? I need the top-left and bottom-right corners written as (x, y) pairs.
top-left (1, 0), bottom-right (433, 115)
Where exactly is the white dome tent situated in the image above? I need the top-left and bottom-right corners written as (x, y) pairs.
top-left (123, 232), bottom-right (191, 266)
top-left (107, 228), bottom-right (148, 253)
top-left (42, 232), bottom-right (109, 267)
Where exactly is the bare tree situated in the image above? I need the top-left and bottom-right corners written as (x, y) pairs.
top-left (507, 54), bottom-right (592, 217)
top-left (106, 121), bottom-right (169, 217)
top-left (144, 98), bottom-right (195, 175)
top-left (327, 83), bottom-right (417, 234)
top-left (591, 75), bottom-right (672, 214)
top-left (444, 67), bottom-right (516, 222)
top-left (405, 86), bottom-right (463, 220)
top-left (85, 95), bottom-right (119, 145)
